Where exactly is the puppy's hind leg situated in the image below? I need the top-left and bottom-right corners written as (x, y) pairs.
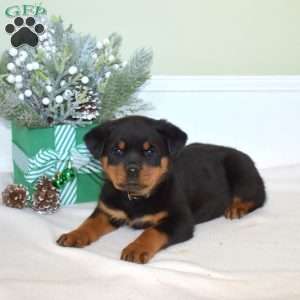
top-left (225, 196), bottom-right (257, 219)
top-left (223, 151), bottom-right (266, 220)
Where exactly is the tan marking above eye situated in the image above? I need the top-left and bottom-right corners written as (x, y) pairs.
top-left (143, 141), bottom-right (151, 151)
top-left (117, 141), bottom-right (126, 150)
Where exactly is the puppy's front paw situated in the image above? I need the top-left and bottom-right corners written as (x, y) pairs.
top-left (121, 242), bottom-right (152, 264)
top-left (57, 230), bottom-right (91, 248)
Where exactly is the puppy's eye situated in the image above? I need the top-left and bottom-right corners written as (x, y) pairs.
top-left (144, 147), bottom-right (155, 158)
top-left (112, 147), bottom-right (124, 156)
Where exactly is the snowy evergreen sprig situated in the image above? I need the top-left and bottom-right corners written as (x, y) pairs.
top-left (99, 48), bottom-right (153, 121)
top-left (0, 16), bottom-right (153, 127)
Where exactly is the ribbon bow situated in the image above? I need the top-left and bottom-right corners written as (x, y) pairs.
top-left (14, 125), bottom-right (101, 206)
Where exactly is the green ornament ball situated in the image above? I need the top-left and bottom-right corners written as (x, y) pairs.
top-left (52, 174), bottom-right (64, 188)
top-left (62, 168), bottom-right (76, 181)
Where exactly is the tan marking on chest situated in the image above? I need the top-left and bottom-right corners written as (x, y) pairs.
top-left (99, 202), bottom-right (168, 228)
top-left (99, 202), bottom-right (128, 221)
top-left (129, 211), bottom-right (168, 227)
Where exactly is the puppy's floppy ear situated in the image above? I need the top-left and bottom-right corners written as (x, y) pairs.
top-left (155, 119), bottom-right (187, 156)
top-left (84, 120), bottom-right (115, 159)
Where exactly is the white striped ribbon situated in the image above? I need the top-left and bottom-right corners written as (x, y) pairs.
top-left (14, 125), bottom-right (102, 206)
top-left (55, 125), bottom-right (77, 206)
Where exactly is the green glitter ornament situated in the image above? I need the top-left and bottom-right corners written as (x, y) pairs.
top-left (52, 162), bottom-right (76, 189)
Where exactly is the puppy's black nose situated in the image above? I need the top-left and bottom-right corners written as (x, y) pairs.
top-left (126, 164), bottom-right (140, 178)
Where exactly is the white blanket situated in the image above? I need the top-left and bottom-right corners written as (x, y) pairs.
top-left (0, 166), bottom-right (300, 300)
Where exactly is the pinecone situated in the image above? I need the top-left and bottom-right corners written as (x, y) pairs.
top-left (2, 184), bottom-right (29, 209)
top-left (32, 177), bottom-right (60, 214)
top-left (70, 85), bottom-right (99, 121)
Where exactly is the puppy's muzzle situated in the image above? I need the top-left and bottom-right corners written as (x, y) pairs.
top-left (126, 163), bottom-right (140, 181)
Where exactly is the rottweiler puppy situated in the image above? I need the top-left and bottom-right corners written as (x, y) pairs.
top-left (57, 116), bottom-right (266, 264)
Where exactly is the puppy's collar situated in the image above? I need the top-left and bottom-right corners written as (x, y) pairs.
top-left (127, 192), bottom-right (150, 201)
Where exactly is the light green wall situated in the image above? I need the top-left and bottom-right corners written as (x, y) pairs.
top-left (1, 0), bottom-right (300, 75)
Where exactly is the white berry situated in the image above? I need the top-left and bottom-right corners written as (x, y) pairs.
top-left (60, 80), bottom-right (66, 87)
top-left (63, 89), bottom-right (73, 99)
top-left (15, 58), bottom-right (22, 66)
top-left (103, 38), bottom-right (110, 46)
top-left (122, 61), bottom-right (128, 67)
top-left (108, 55), bottom-right (115, 63)
top-left (81, 76), bottom-right (89, 84)
top-left (68, 66), bottom-right (78, 75)
top-left (19, 50), bottom-right (28, 57)
top-left (55, 95), bottom-right (64, 104)
top-left (40, 33), bottom-right (48, 40)
top-left (32, 62), bottom-right (39, 70)
top-left (113, 64), bottom-right (120, 70)
top-left (8, 48), bottom-right (18, 57)
top-left (18, 54), bottom-right (27, 62)
top-left (19, 56), bottom-right (26, 62)
top-left (6, 74), bottom-right (15, 83)
top-left (46, 85), bottom-right (53, 93)
top-left (26, 63), bottom-right (33, 71)
top-left (39, 35), bottom-right (46, 41)
top-left (96, 41), bottom-right (103, 49)
top-left (19, 50), bottom-right (28, 58)
top-left (7, 63), bottom-right (15, 71)
top-left (105, 71), bottom-right (111, 79)
top-left (15, 75), bottom-right (23, 83)
top-left (24, 89), bottom-right (32, 97)
top-left (18, 93), bottom-right (24, 101)
top-left (91, 53), bottom-right (98, 59)
top-left (42, 97), bottom-right (50, 105)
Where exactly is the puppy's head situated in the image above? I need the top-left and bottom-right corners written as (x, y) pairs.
top-left (84, 116), bottom-right (187, 196)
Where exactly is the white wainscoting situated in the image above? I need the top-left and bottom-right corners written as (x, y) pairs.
top-left (1, 76), bottom-right (300, 172)
top-left (139, 76), bottom-right (300, 169)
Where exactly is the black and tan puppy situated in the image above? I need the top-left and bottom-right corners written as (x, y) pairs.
top-left (57, 116), bottom-right (266, 263)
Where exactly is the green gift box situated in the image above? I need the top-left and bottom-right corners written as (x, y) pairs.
top-left (12, 122), bottom-right (103, 206)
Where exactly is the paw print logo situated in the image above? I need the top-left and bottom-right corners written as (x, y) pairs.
top-left (5, 16), bottom-right (45, 47)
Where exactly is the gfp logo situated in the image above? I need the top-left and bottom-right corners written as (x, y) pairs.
top-left (4, 5), bottom-right (47, 47)
top-left (5, 5), bottom-right (47, 17)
